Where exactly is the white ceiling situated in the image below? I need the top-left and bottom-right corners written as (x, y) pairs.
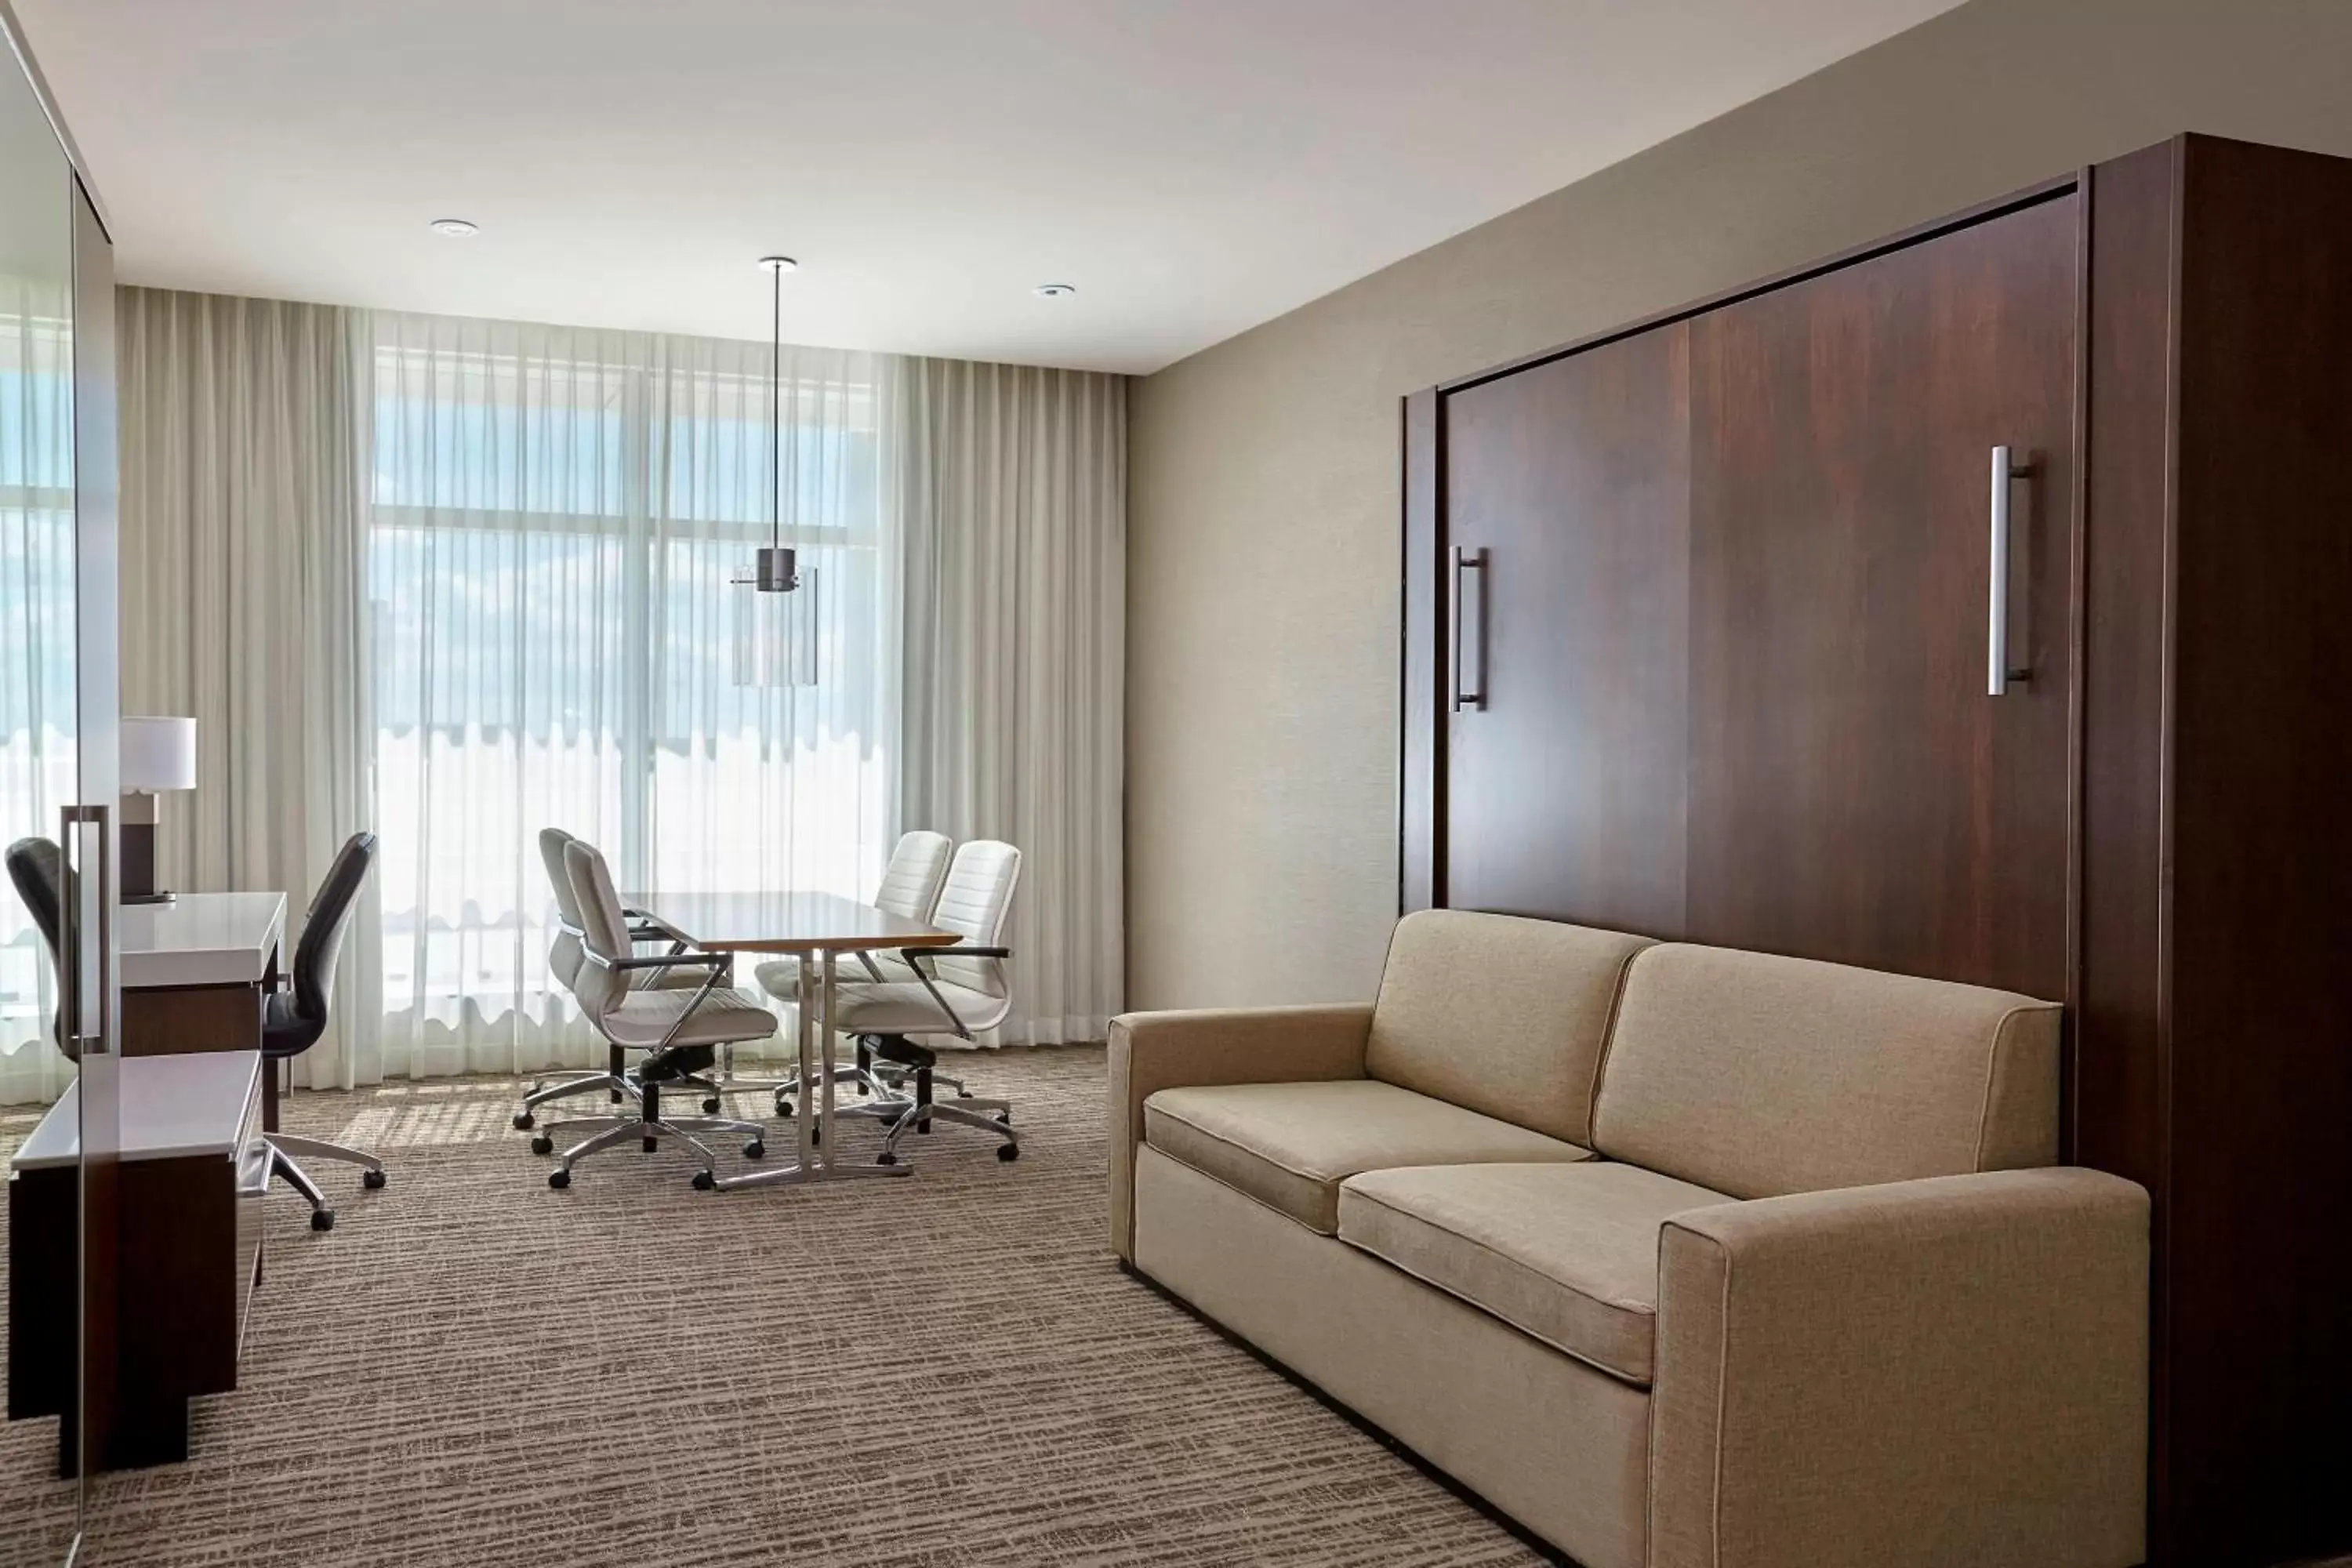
top-left (19, 0), bottom-right (1965, 374)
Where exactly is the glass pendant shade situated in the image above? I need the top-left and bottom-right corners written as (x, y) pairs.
top-left (734, 561), bottom-right (820, 688)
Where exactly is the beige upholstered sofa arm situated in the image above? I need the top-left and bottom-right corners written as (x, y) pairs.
top-left (1650, 1167), bottom-right (2148, 1568)
top-left (1107, 1005), bottom-right (1373, 1261)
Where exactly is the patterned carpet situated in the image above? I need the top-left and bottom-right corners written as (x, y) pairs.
top-left (0, 1047), bottom-right (1544, 1568)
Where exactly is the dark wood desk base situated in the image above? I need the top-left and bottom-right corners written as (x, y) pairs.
top-left (5, 1065), bottom-right (265, 1475)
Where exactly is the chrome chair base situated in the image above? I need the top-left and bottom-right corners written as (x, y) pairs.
top-left (539, 1110), bottom-right (768, 1190)
top-left (267, 1133), bottom-right (388, 1232)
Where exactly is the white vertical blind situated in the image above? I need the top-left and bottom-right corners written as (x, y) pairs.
top-left (367, 313), bottom-right (897, 1079)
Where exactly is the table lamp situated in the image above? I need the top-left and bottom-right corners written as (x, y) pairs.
top-left (120, 716), bottom-right (196, 905)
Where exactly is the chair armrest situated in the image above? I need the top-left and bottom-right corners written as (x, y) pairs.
top-left (903, 944), bottom-right (1011, 964)
top-left (1106, 1004), bottom-right (1372, 1261)
top-left (1650, 1167), bottom-right (2149, 1568)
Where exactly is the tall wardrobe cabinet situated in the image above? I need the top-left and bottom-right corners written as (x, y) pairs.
top-left (1401, 134), bottom-right (2352, 1567)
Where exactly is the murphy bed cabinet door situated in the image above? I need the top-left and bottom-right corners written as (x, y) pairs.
top-left (1686, 193), bottom-right (2078, 999)
top-left (1439, 325), bottom-right (1691, 932)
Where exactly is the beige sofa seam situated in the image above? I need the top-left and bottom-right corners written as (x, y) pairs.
top-left (1655, 1217), bottom-right (1733, 1568)
top-left (1581, 942), bottom-right (1653, 1151)
top-left (1144, 1138), bottom-right (1332, 1234)
top-left (1338, 1181), bottom-right (1655, 1385)
top-left (1971, 1002), bottom-right (2048, 1171)
top-left (1145, 1098), bottom-right (1354, 1186)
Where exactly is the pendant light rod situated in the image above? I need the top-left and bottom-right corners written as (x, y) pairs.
top-left (751, 255), bottom-right (799, 593)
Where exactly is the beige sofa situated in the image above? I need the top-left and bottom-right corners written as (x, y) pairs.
top-left (1108, 910), bottom-right (2147, 1568)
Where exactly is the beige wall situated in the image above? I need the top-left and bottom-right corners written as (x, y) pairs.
top-left (1125, 0), bottom-right (2352, 1010)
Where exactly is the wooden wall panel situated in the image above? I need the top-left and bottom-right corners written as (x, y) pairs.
top-left (2161, 134), bottom-right (2352, 1566)
top-left (1684, 195), bottom-right (2080, 1000)
top-left (1439, 327), bottom-right (1690, 932)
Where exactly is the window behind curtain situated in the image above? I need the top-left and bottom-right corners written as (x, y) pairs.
top-left (0, 284), bottom-right (75, 1105)
top-left (367, 314), bottom-right (895, 1079)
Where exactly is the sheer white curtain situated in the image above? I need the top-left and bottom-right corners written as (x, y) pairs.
top-left (894, 358), bottom-right (1125, 1047)
top-left (0, 264), bottom-right (76, 1105)
top-left (366, 312), bottom-right (895, 1080)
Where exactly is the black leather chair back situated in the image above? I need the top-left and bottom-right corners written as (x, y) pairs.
top-left (288, 831), bottom-right (377, 1032)
top-left (5, 837), bottom-right (70, 1060)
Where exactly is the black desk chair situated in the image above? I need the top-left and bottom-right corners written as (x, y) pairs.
top-left (263, 831), bottom-right (385, 1231)
top-left (4, 836), bottom-right (71, 1058)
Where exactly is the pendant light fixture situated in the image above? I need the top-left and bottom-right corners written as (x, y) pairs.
top-left (733, 254), bottom-right (819, 687)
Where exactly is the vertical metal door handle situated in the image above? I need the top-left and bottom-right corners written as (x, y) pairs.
top-left (57, 803), bottom-right (111, 1053)
top-left (1988, 446), bottom-right (2032, 695)
top-left (1451, 546), bottom-right (1488, 712)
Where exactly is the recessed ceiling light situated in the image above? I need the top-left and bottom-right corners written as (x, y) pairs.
top-left (1033, 282), bottom-right (1076, 299)
top-left (428, 218), bottom-right (479, 238)
top-left (757, 256), bottom-right (800, 274)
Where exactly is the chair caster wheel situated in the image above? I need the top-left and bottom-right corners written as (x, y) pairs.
top-left (775, 1098), bottom-right (794, 1119)
top-left (877, 1151), bottom-right (899, 1167)
top-left (362, 1168), bottom-right (387, 1190)
top-left (742, 1139), bottom-right (765, 1160)
top-left (548, 1169), bottom-right (572, 1190)
top-left (996, 1143), bottom-right (1020, 1163)
top-left (958, 1090), bottom-right (973, 1099)
top-left (811, 1124), bottom-right (821, 1146)
top-left (994, 1112), bottom-right (1012, 1125)
top-left (856, 1083), bottom-right (870, 1097)
top-left (512, 1112), bottom-right (534, 1131)
top-left (691, 1170), bottom-right (716, 1192)
top-left (701, 1096), bottom-right (721, 1114)
top-left (529, 1135), bottom-right (554, 1156)
top-left (310, 1207), bottom-right (336, 1231)
top-left (609, 1089), bottom-right (623, 1103)
top-left (642, 1136), bottom-right (659, 1152)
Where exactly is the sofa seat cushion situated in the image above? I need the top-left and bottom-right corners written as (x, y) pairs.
top-left (1142, 1080), bottom-right (1592, 1234)
top-left (1338, 1161), bottom-right (1735, 1385)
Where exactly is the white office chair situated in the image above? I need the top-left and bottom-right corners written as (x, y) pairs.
top-left (512, 827), bottom-right (711, 1135)
top-left (823, 839), bottom-right (1024, 1165)
top-left (754, 829), bottom-right (953, 1113)
top-left (539, 837), bottom-right (774, 1190)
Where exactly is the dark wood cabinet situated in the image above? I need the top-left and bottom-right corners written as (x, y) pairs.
top-left (1402, 134), bottom-right (2352, 1567)
top-left (1439, 324), bottom-right (1691, 935)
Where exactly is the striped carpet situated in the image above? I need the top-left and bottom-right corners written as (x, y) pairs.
top-left (2, 1047), bottom-right (1544, 1567)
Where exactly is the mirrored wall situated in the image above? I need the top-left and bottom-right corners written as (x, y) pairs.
top-left (2, 12), bottom-right (116, 1564)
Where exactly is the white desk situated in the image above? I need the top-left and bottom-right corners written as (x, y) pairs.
top-left (12, 1050), bottom-right (265, 1168)
top-left (118, 893), bottom-right (287, 1124)
top-left (118, 891), bottom-right (285, 990)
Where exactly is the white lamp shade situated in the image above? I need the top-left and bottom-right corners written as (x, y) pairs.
top-left (120, 716), bottom-right (198, 793)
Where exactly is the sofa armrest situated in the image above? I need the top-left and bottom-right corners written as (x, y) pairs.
top-left (1107, 1005), bottom-right (1372, 1261)
top-left (1650, 1167), bottom-right (2148, 1568)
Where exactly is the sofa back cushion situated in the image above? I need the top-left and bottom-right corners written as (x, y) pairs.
top-left (1590, 944), bottom-right (2060, 1199)
top-left (1365, 910), bottom-right (1652, 1145)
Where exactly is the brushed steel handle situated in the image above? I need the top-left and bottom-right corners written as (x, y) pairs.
top-left (1451, 546), bottom-right (1488, 712)
top-left (57, 802), bottom-right (111, 1053)
top-left (1988, 446), bottom-right (2032, 695)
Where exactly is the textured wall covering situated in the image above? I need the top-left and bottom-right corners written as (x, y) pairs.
top-left (1125, 0), bottom-right (2352, 1009)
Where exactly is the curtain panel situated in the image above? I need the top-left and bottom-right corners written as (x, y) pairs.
top-left (893, 358), bottom-right (1126, 1047)
top-left (116, 286), bottom-right (378, 1091)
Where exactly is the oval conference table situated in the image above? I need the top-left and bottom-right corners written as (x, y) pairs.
top-left (622, 890), bottom-right (957, 1191)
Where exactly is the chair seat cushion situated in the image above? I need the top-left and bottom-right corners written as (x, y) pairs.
top-left (773, 978), bottom-right (999, 1036)
top-left (1142, 1080), bottom-right (1592, 1235)
top-left (1338, 1161), bottom-right (1735, 1385)
top-left (601, 985), bottom-right (777, 1050)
